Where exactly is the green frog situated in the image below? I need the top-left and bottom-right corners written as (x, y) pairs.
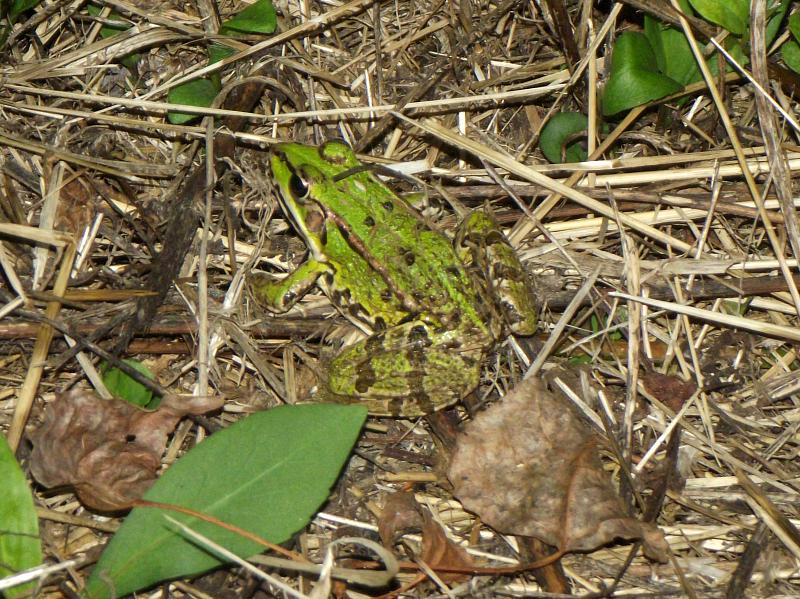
top-left (249, 140), bottom-right (537, 416)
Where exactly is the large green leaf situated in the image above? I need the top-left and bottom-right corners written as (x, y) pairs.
top-left (688, 0), bottom-right (750, 35)
top-left (84, 404), bottom-right (367, 599)
top-left (0, 434), bottom-right (42, 599)
top-left (602, 32), bottom-right (682, 116)
top-left (539, 112), bottom-right (588, 163)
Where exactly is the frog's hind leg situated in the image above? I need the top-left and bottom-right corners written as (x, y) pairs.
top-left (456, 206), bottom-right (538, 336)
top-left (323, 320), bottom-right (483, 417)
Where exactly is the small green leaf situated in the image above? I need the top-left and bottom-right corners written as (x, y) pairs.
top-left (8, 0), bottom-right (41, 22)
top-left (789, 11), bottom-right (800, 42)
top-left (101, 359), bottom-right (156, 407)
top-left (602, 32), bottom-right (682, 116)
top-left (782, 39), bottom-right (800, 73)
top-left (688, 0), bottom-right (750, 35)
top-left (167, 78), bottom-right (221, 125)
top-left (208, 43), bottom-right (236, 65)
top-left (0, 434), bottom-right (42, 599)
top-left (539, 112), bottom-right (588, 163)
top-left (84, 404), bottom-right (367, 599)
top-left (219, 0), bottom-right (276, 35)
top-left (87, 3), bottom-right (130, 35)
top-left (766, 0), bottom-right (790, 46)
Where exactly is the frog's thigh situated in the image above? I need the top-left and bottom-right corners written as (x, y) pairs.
top-left (326, 321), bottom-right (482, 416)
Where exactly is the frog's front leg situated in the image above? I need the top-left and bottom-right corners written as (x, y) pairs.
top-left (248, 258), bottom-right (331, 313)
top-left (322, 320), bottom-right (485, 417)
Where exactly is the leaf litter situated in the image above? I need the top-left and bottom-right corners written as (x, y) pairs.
top-left (1, 0), bottom-right (800, 597)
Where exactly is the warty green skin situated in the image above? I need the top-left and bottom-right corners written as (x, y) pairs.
top-left (249, 141), bottom-right (536, 416)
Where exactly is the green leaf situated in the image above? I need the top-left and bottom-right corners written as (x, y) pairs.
top-left (644, 16), bottom-right (701, 85)
top-left (87, 3), bottom-right (130, 36)
top-left (782, 39), bottom-right (800, 73)
top-left (219, 0), bottom-right (276, 35)
top-left (539, 112), bottom-right (588, 163)
top-left (208, 43), bottom-right (236, 65)
top-left (766, 0), bottom-right (790, 46)
top-left (688, 0), bottom-right (750, 35)
top-left (0, 434), bottom-right (42, 599)
top-left (789, 11), bottom-right (800, 42)
top-left (84, 404), bottom-right (367, 599)
top-left (101, 359), bottom-right (156, 408)
top-left (8, 0), bottom-right (40, 22)
top-left (602, 32), bottom-right (682, 116)
top-left (167, 78), bottom-right (221, 125)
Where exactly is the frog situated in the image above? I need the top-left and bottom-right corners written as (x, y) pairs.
top-left (248, 140), bottom-right (537, 416)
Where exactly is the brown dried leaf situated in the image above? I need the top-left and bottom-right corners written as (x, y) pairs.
top-left (447, 378), bottom-right (669, 562)
top-left (29, 387), bottom-right (223, 511)
top-left (378, 491), bottom-right (424, 547)
top-left (642, 372), bottom-right (696, 412)
top-left (420, 510), bottom-right (475, 582)
top-left (378, 491), bottom-right (474, 582)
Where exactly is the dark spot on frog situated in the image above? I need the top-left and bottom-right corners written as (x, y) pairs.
top-left (448, 309), bottom-right (461, 326)
top-left (412, 291), bottom-right (425, 304)
top-left (323, 272), bottom-right (335, 286)
top-left (403, 250), bottom-right (415, 266)
top-left (364, 215), bottom-right (376, 227)
top-left (349, 303), bottom-right (366, 318)
top-left (382, 201), bottom-right (393, 211)
top-left (373, 316), bottom-right (387, 330)
top-left (445, 265), bottom-right (460, 277)
top-left (126, 434), bottom-right (136, 443)
top-left (380, 288), bottom-right (393, 302)
top-left (409, 324), bottom-right (431, 346)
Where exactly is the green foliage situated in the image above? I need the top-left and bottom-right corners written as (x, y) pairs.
top-left (644, 15), bottom-right (701, 86)
top-left (101, 359), bottom-right (156, 408)
top-left (783, 11), bottom-right (800, 74)
top-left (0, 434), bottom-right (42, 599)
top-left (167, 78), bottom-right (223, 125)
top-left (219, 0), bottom-right (277, 35)
top-left (167, 0), bottom-right (276, 124)
top-left (84, 404), bottom-right (367, 599)
top-left (688, 0), bottom-right (750, 35)
top-left (539, 112), bottom-right (588, 163)
top-left (602, 32), bottom-right (682, 116)
top-left (86, 4), bottom-right (140, 70)
top-left (8, 0), bottom-right (40, 23)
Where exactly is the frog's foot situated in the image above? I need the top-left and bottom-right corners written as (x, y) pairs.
top-left (248, 258), bottom-right (330, 313)
top-left (322, 320), bottom-right (484, 417)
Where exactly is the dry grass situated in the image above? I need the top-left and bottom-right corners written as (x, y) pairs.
top-left (3, 0), bottom-right (800, 596)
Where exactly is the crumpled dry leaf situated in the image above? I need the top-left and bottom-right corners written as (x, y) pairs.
top-left (419, 510), bottom-right (475, 582)
top-left (642, 372), bottom-right (696, 412)
top-left (447, 377), bottom-right (669, 562)
top-left (378, 491), bottom-right (424, 547)
top-left (378, 491), bottom-right (474, 582)
top-left (29, 387), bottom-right (223, 511)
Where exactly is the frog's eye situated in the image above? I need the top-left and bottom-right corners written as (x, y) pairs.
top-left (288, 173), bottom-right (310, 201)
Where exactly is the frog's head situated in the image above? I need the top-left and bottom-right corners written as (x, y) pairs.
top-left (268, 144), bottom-right (324, 253)
top-left (270, 141), bottom-right (361, 255)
